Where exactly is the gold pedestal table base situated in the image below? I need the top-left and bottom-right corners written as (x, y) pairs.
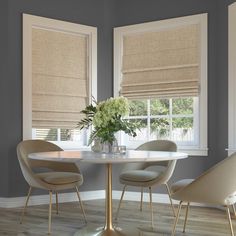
top-left (74, 224), bottom-right (143, 236)
top-left (74, 164), bottom-right (160, 236)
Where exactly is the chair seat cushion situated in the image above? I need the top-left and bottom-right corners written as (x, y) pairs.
top-left (171, 179), bottom-right (194, 193)
top-left (120, 170), bottom-right (160, 182)
top-left (36, 172), bottom-right (82, 185)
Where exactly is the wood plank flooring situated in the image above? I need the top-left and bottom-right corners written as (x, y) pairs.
top-left (0, 199), bottom-right (235, 235)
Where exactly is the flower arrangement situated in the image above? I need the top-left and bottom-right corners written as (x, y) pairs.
top-left (77, 97), bottom-right (138, 145)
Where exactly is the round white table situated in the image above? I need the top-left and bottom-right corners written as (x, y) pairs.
top-left (29, 150), bottom-right (188, 236)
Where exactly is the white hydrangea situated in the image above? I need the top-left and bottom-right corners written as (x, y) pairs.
top-left (93, 97), bottom-right (129, 128)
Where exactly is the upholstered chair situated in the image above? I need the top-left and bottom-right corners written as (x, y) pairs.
top-left (115, 140), bottom-right (177, 228)
top-left (171, 152), bottom-right (236, 236)
top-left (17, 139), bottom-right (86, 234)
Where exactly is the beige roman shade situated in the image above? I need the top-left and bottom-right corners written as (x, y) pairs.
top-left (120, 24), bottom-right (200, 99)
top-left (32, 28), bottom-right (88, 129)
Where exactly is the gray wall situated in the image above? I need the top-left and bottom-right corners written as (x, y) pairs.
top-left (215, 0), bottom-right (236, 163)
top-left (0, 0), bottom-right (9, 197)
top-left (0, 0), bottom-right (235, 197)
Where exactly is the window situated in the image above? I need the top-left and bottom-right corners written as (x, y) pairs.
top-left (23, 14), bottom-right (97, 150)
top-left (123, 97), bottom-right (197, 146)
top-left (228, 3), bottom-right (236, 155)
top-left (114, 14), bottom-right (208, 156)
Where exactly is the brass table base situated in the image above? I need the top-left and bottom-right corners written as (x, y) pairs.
top-left (74, 224), bottom-right (154, 236)
top-left (74, 164), bottom-right (157, 236)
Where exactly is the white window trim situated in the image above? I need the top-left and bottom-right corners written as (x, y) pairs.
top-left (113, 14), bottom-right (208, 156)
top-left (23, 14), bottom-right (97, 149)
top-left (228, 3), bottom-right (236, 155)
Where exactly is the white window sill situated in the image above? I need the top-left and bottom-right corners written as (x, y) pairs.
top-left (51, 141), bottom-right (91, 151)
top-left (52, 141), bottom-right (208, 156)
top-left (226, 148), bottom-right (236, 156)
top-left (178, 148), bottom-right (208, 156)
top-left (126, 146), bottom-right (208, 157)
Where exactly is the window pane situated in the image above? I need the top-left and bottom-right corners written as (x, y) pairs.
top-left (150, 118), bottom-right (170, 139)
top-left (172, 117), bottom-right (194, 142)
top-left (61, 129), bottom-right (72, 141)
top-left (150, 99), bottom-right (169, 115)
top-left (60, 129), bottom-right (83, 142)
top-left (127, 119), bottom-right (148, 140)
top-left (35, 128), bottom-right (57, 141)
top-left (172, 98), bottom-right (193, 115)
top-left (129, 100), bottom-right (147, 116)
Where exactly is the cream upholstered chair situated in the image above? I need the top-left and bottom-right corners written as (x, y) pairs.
top-left (17, 140), bottom-right (86, 234)
top-left (116, 140), bottom-right (177, 227)
top-left (171, 152), bottom-right (236, 236)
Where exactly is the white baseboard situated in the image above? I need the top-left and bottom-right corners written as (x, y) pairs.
top-left (0, 190), bottom-right (206, 208)
top-left (0, 190), bottom-right (105, 208)
top-left (113, 190), bottom-right (207, 207)
top-left (113, 190), bottom-right (175, 204)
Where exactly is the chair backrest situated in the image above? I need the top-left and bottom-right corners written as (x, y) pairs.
top-left (17, 140), bottom-right (80, 187)
top-left (122, 140), bottom-right (177, 172)
top-left (172, 152), bottom-right (236, 205)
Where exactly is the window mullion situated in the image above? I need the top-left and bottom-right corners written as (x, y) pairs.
top-left (170, 98), bottom-right (173, 140)
top-left (193, 97), bottom-right (199, 145)
top-left (147, 99), bottom-right (151, 141)
top-left (57, 128), bottom-right (61, 142)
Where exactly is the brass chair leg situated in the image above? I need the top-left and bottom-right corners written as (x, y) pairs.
top-left (140, 187), bottom-right (143, 211)
top-left (183, 202), bottom-right (190, 233)
top-left (115, 185), bottom-right (127, 220)
top-left (171, 201), bottom-right (183, 236)
top-left (165, 183), bottom-right (176, 217)
top-left (48, 190), bottom-right (52, 235)
top-left (55, 192), bottom-right (59, 215)
top-left (20, 186), bottom-right (32, 224)
top-left (226, 206), bottom-right (235, 236)
top-left (149, 187), bottom-right (154, 229)
top-left (75, 186), bottom-right (87, 223)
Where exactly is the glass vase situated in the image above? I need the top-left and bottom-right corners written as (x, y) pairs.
top-left (101, 139), bottom-right (118, 153)
top-left (91, 137), bottom-right (118, 153)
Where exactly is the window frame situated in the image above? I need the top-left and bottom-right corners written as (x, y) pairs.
top-left (228, 3), bottom-right (236, 155)
top-left (113, 14), bottom-right (208, 156)
top-left (23, 14), bottom-right (97, 149)
top-left (122, 97), bottom-right (199, 148)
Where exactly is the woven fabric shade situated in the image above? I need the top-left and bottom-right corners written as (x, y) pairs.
top-left (120, 24), bottom-right (200, 99)
top-left (32, 28), bottom-right (88, 129)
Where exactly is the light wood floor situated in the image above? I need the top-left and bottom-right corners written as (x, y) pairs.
top-left (0, 199), bottom-right (235, 235)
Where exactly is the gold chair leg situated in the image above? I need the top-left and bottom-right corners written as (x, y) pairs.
top-left (20, 186), bottom-right (32, 224)
top-left (75, 186), bottom-right (87, 223)
top-left (149, 187), bottom-right (154, 229)
top-left (226, 206), bottom-right (235, 236)
top-left (140, 187), bottom-right (143, 211)
top-left (171, 201), bottom-right (183, 236)
top-left (165, 183), bottom-right (176, 217)
top-left (55, 192), bottom-right (59, 215)
top-left (48, 191), bottom-right (52, 235)
top-left (115, 185), bottom-right (127, 220)
top-left (183, 202), bottom-right (190, 233)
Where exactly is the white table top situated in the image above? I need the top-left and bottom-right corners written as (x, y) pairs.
top-left (28, 150), bottom-right (188, 164)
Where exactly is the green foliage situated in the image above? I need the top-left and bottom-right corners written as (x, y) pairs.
top-left (173, 117), bottom-right (193, 129)
top-left (129, 98), bottom-right (194, 137)
top-left (77, 97), bottom-right (139, 145)
top-left (172, 98), bottom-right (193, 115)
top-left (150, 99), bottom-right (169, 115)
top-left (129, 100), bottom-right (147, 116)
top-left (77, 104), bottom-right (97, 130)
